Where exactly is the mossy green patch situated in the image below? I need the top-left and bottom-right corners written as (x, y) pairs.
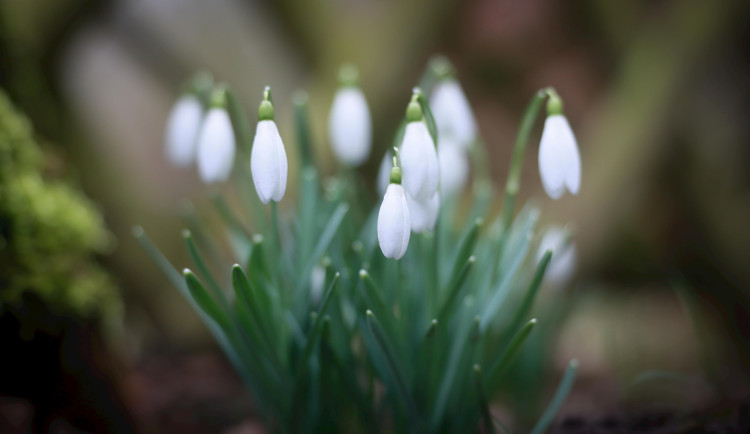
top-left (0, 90), bottom-right (120, 322)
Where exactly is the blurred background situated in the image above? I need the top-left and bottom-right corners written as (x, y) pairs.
top-left (1, 0), bottom-right (749, 432)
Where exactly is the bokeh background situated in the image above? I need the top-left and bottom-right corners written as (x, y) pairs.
top-left (1, 0), bottom-right (749, 432)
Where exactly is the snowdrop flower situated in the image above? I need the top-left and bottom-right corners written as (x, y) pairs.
top-left (378, 153), bottom-right (410, 260)
top-left (328, 65), bottom-right (372, 166)
top-left (430, 77), bottom-right (477, 148)
top-left (376, 149), bottom-right (393, 197)
top-left (406, 191), bottom-right (439, 233)
top-left (437, 137), bottom-right (469, 198)
top-left (165, 94), bottom-right (204, 167)
top-left (400, 96), bottom-right (439, 201)
top-left (251, 87), bottom-right (288, 204)
top-left (196, 90), bottom-right (235, 183)
top-left (538, 91), bottom-right (581, 199)
top-left (537, 226), bottom-right (577, 288)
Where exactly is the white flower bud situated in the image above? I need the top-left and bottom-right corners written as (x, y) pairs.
top-left (378, 183), bottom-right (410, 260)
top-left (400, 121), bottom-right (439, 201)
top-left (197, 107), bottom-right (235, 183)
top-left (251, 120), bottom-right (288, 204)
top-left (437, 137), bottom-right (469, 198)
top-left (537, 226), bottom-right (577, 288)
top-left (430, 78), bottom-right (477, 148)
top-left (538, 114), bottom-right (581, 199)
top-left (406, 191), bottom-right (439, 233)
top-left (376, 149), bottom-right (393, 197)
top-left (165, 95), bottom-right (204, 167)
top-left (328, 87), bottom-right (372, 166)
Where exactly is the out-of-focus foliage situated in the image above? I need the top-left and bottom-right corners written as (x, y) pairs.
top-left (0, 91), bottom-right (120, 323)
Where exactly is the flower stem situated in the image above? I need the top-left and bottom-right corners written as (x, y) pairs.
top-left (499, 88), bottom-right (550, 234)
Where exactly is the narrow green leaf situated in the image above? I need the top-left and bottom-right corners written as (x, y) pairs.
top-left (231, 264), bottom-right (278, 358)
top-left (506, 251), bottom-right (552, 334)
top-left (183, 230), bottom-right (229, 308)
top-left (366, 310), bottom-right (418, 420)
top-left (184, 269), bottom-right (231, 331)
top-left (295, 273), bottom-right (340, 376)
top-left (294, 203), bottom-right (349, 296)
top-left (485, 318), bottom-right (537, 393)
top-left (445, 218), bottom-right (482, 291)
top-left (132, 226), bottom-right (186, 293)
top-left (530, 359), bottom-right (579, 434)
top-left (436, 256), bottom-right (475, 322)
top-left (473, 365), bottom-right (494, 434)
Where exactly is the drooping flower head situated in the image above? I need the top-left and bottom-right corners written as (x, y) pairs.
top-left (328, 64), bottom-right (372, 167)
top-left (165, 73), bottom-right (213, 168)
top-left (251, 86), bottom-right (288, 204)
top-left (399, 91), bottom-right (439, 201)
top-left (378, 150), bottom-right (411, 260)
top-left (429, 57), bottom-right (477, 149)
top-left (196, 86), bottom-right (236, 183)
top-left (538, 90), bottom-right (581, 199)
top-left (165, 94), bottom-right (204, 167)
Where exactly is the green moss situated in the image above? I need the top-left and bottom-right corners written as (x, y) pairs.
top-left (0, 90), bottom-right (120, 322)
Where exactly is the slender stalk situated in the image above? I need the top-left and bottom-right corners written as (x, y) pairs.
top-left (499, 88), bottom-right (552, 236)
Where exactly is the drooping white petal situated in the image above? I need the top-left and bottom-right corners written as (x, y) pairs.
top-left (437, 137), bottom-right (469, 198)
top-left (406, 191), bottom-right (440, 233)
top-left (165, 95), bottom-right (204, 167)
top-left (197, 108), bottom-right (235, 183)
top-left (328, 87), bottom-right (372, 166)
top-left (400, 122), bottom-right (439, 201)
top-left (376, 149), bottom-right (393, 197)
top-left (251, 120), bottom-right (288, 204)
top-left (377, 184), bottom-right (411, 259)
top-left (430, 78), bottom-right (477, 148)
top-left (538, 114), bottom-right (581, 199)
top-left (537, 226), bottom-right (577, 288)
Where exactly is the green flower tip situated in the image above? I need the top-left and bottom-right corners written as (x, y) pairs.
top-left (473, 364), bottom-right (482, 374)
top-left (390, 166), bottom-right (402, 185)
top-left (252, 233), bottom-right (264, 244)
top-left (468, 255), bottom-right (476, 263)
top-left (546, 88), bottom-right (564, 116)
top-left (366, 309), bottom-right (374, 317)
top-left (430, 55), bottom-right (454, 80)
top-left (181, 229), bottom-right (192, 239)
top-left (334, 271), bottom-right (341, 278)
top-left (258, 100), bottom-right (274, 121)
top-left (529, 318), bottom-right (537, 325)
top-left (570, 358), bottom-right (579, 368)
top-left (182, 268), bottom-right (193, 277)
top-left (209, 85), bottom-right (228, 109)
top-left (359, 269), bottom-right (368, 279)
top-left (406, 100), bottom-right (423, 123)
top-left (186, 71), bottom-right (215, 104)
top-left (338, 63), bottom-right (359, 87)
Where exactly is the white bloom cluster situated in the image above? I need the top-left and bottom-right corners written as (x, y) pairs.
top-left (165, 64), bottom-right (582, 263)
top-left (164, 89), bottom-right (236, 184)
